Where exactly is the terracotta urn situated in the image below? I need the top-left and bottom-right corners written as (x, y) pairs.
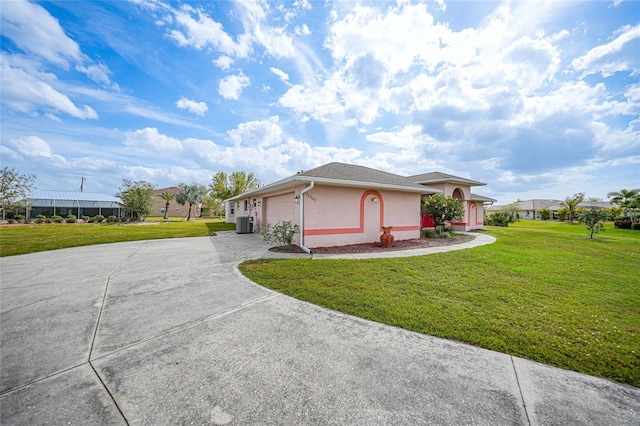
top-left (380, 226), bottom-right (394, 248)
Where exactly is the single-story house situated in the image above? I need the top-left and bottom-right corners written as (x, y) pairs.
top-left (225, 162), bottom-right (495, 251)
top-left (25, 189), bottom-right (124, 219)
top-left (487, 199), bottom-right (615, 220)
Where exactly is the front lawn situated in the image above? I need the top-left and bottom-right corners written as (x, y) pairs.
top-left (239, 221), bottom-right (640, 387)
top-left (0, 218), bottom-right (235, 257)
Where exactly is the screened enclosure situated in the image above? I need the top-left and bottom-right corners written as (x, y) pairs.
top-left (26, 190), bottom-right (125, 219)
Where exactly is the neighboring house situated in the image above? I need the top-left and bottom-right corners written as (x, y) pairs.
top-left (225, 162), bottom-right (495, 250)
top-left (154, 187), bottom-right (201, 218)
top-left (26, 189), bottom-right (124, 218)
top-left (487, 199), bottom-right (614, 219)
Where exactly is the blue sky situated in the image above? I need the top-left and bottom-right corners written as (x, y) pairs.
top-left (1, 0), bottom-right (638, 204)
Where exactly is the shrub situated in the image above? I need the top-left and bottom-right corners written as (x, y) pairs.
top-left (421, 228), bottom-right (451, 238)
top-left (614, 219), bottom-right (632, 229)
top-left (93, 215), bottom-right (105, 223)
top-left (51, 215), bottom-right (64, 223)
top-left (7, 219), bottom-right (16, 224)
top-left (66, 214), bottom-right (77, 223)
top-left (262, 221), bottom-right (300, 250)
top-left (106, 215), bottom-right (118, 223)
top-left (81, 215), bottom-right (91, 222)
top-left (45, 218), bottom-right (52, 223)
top-left (632, 223), bottom-right (640, 231)
top-left (35, 214), bottom-right (46, 223)
top-left (15, 214), bottom-right (25, 221)
top-left (539, 208), bottom-right (551, 220)
top-left (486, 211), bottom-right (514, 227)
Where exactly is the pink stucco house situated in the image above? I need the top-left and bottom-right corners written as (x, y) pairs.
top-left (225, 162), bottom-right (495, 252)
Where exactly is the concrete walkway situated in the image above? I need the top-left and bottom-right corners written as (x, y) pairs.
top-left (1, 232), bottom-right (638, 425)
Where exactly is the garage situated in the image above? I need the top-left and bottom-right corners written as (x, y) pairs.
top-left (264, 192), bottom-right (295, 226)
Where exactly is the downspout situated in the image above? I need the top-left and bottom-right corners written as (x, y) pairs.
top-left (298, 181), bottom-right (314, 254)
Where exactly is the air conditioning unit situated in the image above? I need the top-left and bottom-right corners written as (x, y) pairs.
top-left (236, 216), bottom-right (253, 234)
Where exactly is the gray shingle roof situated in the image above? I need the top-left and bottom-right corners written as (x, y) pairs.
top-left (298, 162), bottom-right (426, 189)
top-left (408, 171), bottom-right (486, 186)
top-left (227, 162), bottom-right (441, 201)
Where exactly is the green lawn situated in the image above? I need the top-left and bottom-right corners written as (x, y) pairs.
top-left (239, 221), bottom-right (640, 387)
top-left (0, 218), bottom-right (235, 257)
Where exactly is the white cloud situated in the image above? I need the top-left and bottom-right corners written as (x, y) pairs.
top-left (269, 67), bottom-right (289, 83)
top-left (176, 97), bottom-right (208, 116)
top-left (124, 127), bottom-right (183, 153)
top-left (218, 73), bottom-right (250, 100)
top-left (571, 24), bottom-right (640, 75)
top-left (1, 62), bottom-right (98, 119)
top-left (5, 136), bottom-right (67, 163)
top-left (168, 4), bottom-right (251, 57)
top-left (227, 116), bottom-right (283, 148)
top-left (0, 0), bottom-right (83, 68)
top-left (76, 63), bottom-right (119, 89)
top-left (295, 24), bottom-right (311, 36)
top-left (213, 55), bottom-right (233, 70)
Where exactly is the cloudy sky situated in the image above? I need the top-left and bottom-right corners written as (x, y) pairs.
top-left (1, 0), bottom-right (638, 204)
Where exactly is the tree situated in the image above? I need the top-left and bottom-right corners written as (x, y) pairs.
top-left (158, 192), bottom-right (176, 220)
top-left (422, 193), bottom-right (464, 235)
top-left (607, 188), bottom-right (640, 219)
top-left (0, 167), bottom-right (36, 220)
top-left (561, 192), bottom-right (585, 222)
top-left (539, 208), bottom-right (551, 220)
top-left (209, 171), bottom-right (260, 202)
top-left (579, 208), bottom-right (607, 239)
top-left (176, 183), bottom-right (206, 221)
top-left (117, 179), bottom-right (155, 221)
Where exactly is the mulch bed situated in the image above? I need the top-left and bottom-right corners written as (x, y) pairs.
top-left (269, 234), bottom-right (476, 254)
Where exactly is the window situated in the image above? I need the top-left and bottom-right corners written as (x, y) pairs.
top-left (244, 199), bottom-right (249, 211)
top-left (230, 203), bottom-right (235, 215)
top-left (253, 198), bottom-right (257, 207)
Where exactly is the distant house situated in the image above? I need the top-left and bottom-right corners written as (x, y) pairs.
top-left (487, 199), bottom-right (614, 219)
top-left (26, 189), bottom-right (124, 219)
top-left (154, 187), bottom-right (201, 218)
top-left (225, 162), bottom-right (495, 250)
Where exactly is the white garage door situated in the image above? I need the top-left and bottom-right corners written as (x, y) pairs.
top-left (264, 192), bottom-right (295, 226)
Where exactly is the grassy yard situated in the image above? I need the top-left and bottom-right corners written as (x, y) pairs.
top-left (0, 218), bottom-right (235, 257)
top-left (240, 221), bottom-right (640, 387)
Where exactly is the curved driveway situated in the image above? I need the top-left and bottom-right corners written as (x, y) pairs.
top-left (1, 232), bottom-right (638, 425)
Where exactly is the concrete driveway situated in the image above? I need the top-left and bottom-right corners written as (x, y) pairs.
top-left (1, 232), bottom-right (638, 425)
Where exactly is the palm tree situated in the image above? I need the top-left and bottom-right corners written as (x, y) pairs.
top-left (561, 192), bottom-right (585, 223)
top-left (607, 188), bottom-right (640, 220)
top-left (176, 183), bottom-right (206, 221)
top-left (158, 192), bottom-right (176, 220)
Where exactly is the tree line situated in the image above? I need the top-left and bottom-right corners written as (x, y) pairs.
top-left (0, 167), bottom-right (260, 222)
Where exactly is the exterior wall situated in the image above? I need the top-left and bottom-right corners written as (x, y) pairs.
top-left (301, 185), bottom-right (420, 248)
top-left (154, 187), bottom-right (197, 218)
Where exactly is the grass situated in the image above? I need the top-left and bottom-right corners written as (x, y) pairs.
top-left (239, 220), bottom-right (640, 387)
top-left (0, 217), bottom-right (235, 257)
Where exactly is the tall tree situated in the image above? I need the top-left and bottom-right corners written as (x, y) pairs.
top-left (158, 191), bottom-right (176, 220)
top-left (0, 167), bottom-right (36, 220)
top-left (117, 179), bottom-right (156, 221)
top-left (561, 192), bottom-right (585, 222)
top-left (176, 183), bottom-right (206, 221)
top-left (209, 171), bottom-right (260, 202)
top-left (607, 188), bottom-right (639, 206)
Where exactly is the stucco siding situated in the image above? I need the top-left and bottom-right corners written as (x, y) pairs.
top-left (302, 185), bottom-right (420, 248)
top-left (264, 192), bottom-right (296, 226)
